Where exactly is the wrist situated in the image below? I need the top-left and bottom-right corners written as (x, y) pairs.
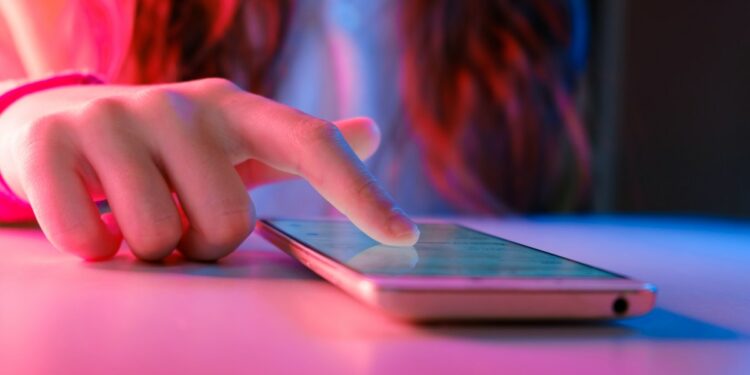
top-left (0, 73), bottom-right (107, 127)
top-left (0, 72), bottom-right (104, 222)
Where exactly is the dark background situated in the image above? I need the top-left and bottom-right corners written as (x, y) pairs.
top-left (587, 0), bottom-right (750, 218)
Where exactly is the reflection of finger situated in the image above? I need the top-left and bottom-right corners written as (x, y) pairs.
top-left (224, 95), bottom-right (418, 246)
top-left (347, 245), bottom-right (419, 273)
top-left (235, 117), bottom-right (381, 188)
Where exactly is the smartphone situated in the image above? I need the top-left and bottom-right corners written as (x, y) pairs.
top-left (257, 219), bottom-right (656, 321)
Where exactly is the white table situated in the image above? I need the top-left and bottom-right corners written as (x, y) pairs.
top-left (1, 216), bottom-right (749, 374)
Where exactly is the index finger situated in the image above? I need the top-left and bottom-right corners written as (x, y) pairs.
top-left (221, 93), bottom-right (420, 246)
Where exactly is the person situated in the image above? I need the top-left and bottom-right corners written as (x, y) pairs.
top-left (0, 0), bottom-right (589, 262)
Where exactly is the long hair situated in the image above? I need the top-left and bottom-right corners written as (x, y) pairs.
top-left (127, 0), bottom-right (589, 213)
top-left (126, 0), bottom-right (292, 95)
top-left (401, 0), bottom-right (590, 213)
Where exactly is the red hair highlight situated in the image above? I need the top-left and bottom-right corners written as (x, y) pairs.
top-left (125, 0), bottom-right (590, 213)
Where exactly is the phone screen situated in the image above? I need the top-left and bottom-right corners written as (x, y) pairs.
top-left (266, 220), bottom-right (622, 279)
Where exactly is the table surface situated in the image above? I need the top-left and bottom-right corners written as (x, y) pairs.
top-left (1, 215), bottom-right (749, 375)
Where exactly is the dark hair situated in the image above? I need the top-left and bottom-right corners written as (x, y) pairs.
top-left (128, 0), bottom-right (590, 213)
top-left (126, 0), bottom-right (292, 95)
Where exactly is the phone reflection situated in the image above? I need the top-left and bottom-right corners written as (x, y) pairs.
top-left (345, 245), bottom-right (419, 273)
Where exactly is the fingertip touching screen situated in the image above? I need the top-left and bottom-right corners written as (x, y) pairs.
top-left (267, 220), bottom-right (622, 279)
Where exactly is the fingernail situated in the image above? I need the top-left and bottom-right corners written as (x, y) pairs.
top-left (388, 208), bottom-right (419, 240)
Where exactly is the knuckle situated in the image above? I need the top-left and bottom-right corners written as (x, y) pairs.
top-left (187, 78), bottom-right (244, 135)
top-left (294, 117), bottom-right (341, 145)
top-left (78, 102), bottom-right (126, 137)
top-left (192, 77), bottom-right (238, 93)
top-left (133, 86), bottom-right (187, 108)
top-left (78, 96), bottom-right (127, 118)
top-left (133, 87), bottom-right (198, 126)
top-left (199, 202), bottom-right (254, 251)
top-left (72, 97), bottom-right (140, 148)
top-left (13, 116), bottom-right (69, 167)
top-left (354, 176), bottom-right (380, 199)
top-left (20, 116), bottom-right (66, 146)
top-left (290, 118), bottom-right (344, 177)
top-left (353, 175), bottom-right (383, 202)
top-left (126, 214), bottom-right (183, 261)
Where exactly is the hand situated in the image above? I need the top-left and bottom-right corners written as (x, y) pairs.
top-left (0, 78), bottom-right (419, 261)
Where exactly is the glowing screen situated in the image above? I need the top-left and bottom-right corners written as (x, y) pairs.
top-left (267, 220), bottom-right (621, 278)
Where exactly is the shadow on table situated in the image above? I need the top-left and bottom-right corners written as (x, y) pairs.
top-left (83, 246), bottom-right (743, 342)
top-left (83, 247), bottom-right (321, 280)
top-left (422, 308), bottom-right (744, 341)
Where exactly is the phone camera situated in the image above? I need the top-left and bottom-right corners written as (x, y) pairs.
top-left (612, 297), bottom-right (629, 315)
